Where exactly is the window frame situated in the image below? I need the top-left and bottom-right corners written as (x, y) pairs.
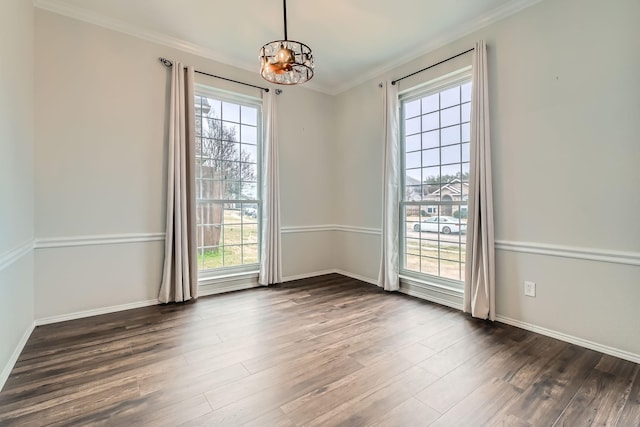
top-left (398, 67), bottom-right (472, 291)
top-left (194, 83), bottom-right (263, 279)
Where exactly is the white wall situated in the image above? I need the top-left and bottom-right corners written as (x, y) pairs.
top-left (333, 0), bottom-right (640, 357)
top-left (0, 0), bottom-right (35, 388)
top-left (34, 10), bottom-right (337, 318)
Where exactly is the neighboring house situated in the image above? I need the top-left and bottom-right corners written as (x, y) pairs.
top-left (425, 178), bottom-right (468, 217)
top-left (405, 177), bottom-right (468, 218)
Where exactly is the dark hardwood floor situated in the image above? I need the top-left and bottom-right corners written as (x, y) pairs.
top-left (1, 274), bottom-right (638, 426)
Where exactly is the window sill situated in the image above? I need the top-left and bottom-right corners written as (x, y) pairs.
top-left (399, 273), bottom-right (464, 311)
top-left (198, 270), bottom-right (261, 297)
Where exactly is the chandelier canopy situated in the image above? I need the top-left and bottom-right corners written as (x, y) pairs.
top-left (259, 0), bottom-right (314, 85)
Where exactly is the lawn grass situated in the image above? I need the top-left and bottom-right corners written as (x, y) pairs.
top-left (197, 208), bottom-right (259, 270)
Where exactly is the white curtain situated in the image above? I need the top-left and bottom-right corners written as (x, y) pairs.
top-left (259, 90), bottom-right (282, 285)
top-left (159, 62), bottom-right (198, 304)
top-left (464, 41), bottom-right (496, 320)
top-left (378, 81), bottom-right (400, 291)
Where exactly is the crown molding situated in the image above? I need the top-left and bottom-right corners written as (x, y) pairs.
top-left (33, 0), bottom-right (331, 95)
top-left (328, 0), bottom-right (546, 95)
top-left (34, 0), bottom-right (543, 96)
top-left (33, 1), bottom-right (255, 76)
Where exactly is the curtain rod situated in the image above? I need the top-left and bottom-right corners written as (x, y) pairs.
top-left (159, 58), bottom-right (270, 93)
top-left (391, 48), bottom-right (474, 86)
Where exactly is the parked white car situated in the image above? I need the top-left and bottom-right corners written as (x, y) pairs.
top-left (413, 216), bottom-right (466, 234)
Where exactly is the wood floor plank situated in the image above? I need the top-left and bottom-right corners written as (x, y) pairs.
top-left (202, 356), bottom-right (364, 426)
top-left (501, 344), bottom-right (603, 425)
top-left (617, 364), bottom-right (640, 427)
top-left (304, 365), bottom-right (438, 427)
top-left (0, 273), bottom-right (637, 427)
top-left (551, 366), bottom-right (634, 426)
top-left (429, 377), bottom-right (522, 427)
top-left (371, 396), bottom-right (440, 427)
top-left (280, 357), bottom-right (416, 425)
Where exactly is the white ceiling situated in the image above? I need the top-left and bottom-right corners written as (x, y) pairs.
top-left (34, 0), bottom-right (541, 94)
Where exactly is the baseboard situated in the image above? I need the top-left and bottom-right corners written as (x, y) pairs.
top-left (0, 321), bottom-right (36, 392)
top-left (495, 315), bottom-right (640, 365)
top-left (282, 269), bottom-right (337, 283)
top-left (333, 269), bottom-right (378, 286)
top-left (35, 299), bottom-right (160, 326)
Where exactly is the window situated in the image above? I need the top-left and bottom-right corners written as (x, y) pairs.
top-left (194, 87), bottom-right (261, 273)
top-left (400, 71), bottom-right (471, 285)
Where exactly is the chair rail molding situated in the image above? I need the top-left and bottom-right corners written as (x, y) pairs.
top-left (0, 240), bottom-right (35, 272)
top-left (35, 233), bottom-right (166, 249)
top-left (495, 240), bottom-right (640, 267)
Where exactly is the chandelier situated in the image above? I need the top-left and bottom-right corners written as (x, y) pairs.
top-left (259, 0), bottom-right (314, 85)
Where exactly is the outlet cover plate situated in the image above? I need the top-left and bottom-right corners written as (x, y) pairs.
top-left (524, 281), bottom-right (536, 297)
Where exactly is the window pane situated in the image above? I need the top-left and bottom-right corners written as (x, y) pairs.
top-left (224, 122), bottom-right (240, 141)
top-left (241, 105), bottom-right (257, 125)
top-left (461, 143), bottom-right (470, 163)
top-left (462, 162), bottom-right (470, 177)
top-left (406, 168), bottom-right (421, 183)
top-left (241, 144), bottom-right (257, 163)
top-left (422, 112), bottom-right (439, 131)
top-left (461, 102), bottom-right (471, 123)
top-left (243, 244), bottom-right (259, 264)
top-left (241, 182), bottom-right (257, 199)
top-left (406, 254), bottom-right (420, 271)
top-left (441, 125), bottom-right (460, 146)
top-left (441, 163), bottom-right (461, 180)
top-left (223, 224), bottom-right (241, 245)
top-left (241, 125), bottom-right (257, 144)
top-left (441, 86), bottom-right (460, 108)
top-left (423, 166), bottom-right (440, 183)
top-left (406, 238), bottom-right (421, 255)
top-left (461, 122), bottom-right (470, 142)
top-left (242, 203), bottom-right (259, 221)
top-left (406, 134), bottom-right (421, 152)
top-left (406, 185), bottom-right (422, 200)
top-left (222, 101), bottom-right (240, 122)
top-left (421, 94), bottom-right (439, 113)
top-left (405, 117), bottom-right (420, 135)
top-left (242, 223), bottom-right (259, 244)
top-left (441, 144), bottom-right (461, 164)
top-left (405, 99), bottom-right (421, 119)
top-left (241, 162), bottom-right (257, 184)
top-left (422, 130), bottom-right (439, 149)
top-left (406, 151), bottom-right (421, 169)
top-left (421, 256), bottom-right (439, 276)
top-left (461, 82), bottom-right (472, 103)
top-left (441, 106), bottom-right (460, 127)
top-left (208, 99), bottom-right (222, 119)
top-left (422, 148), bottom-right (439, 167)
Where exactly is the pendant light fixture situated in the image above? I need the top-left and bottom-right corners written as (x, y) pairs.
top-left (259, 0), bottom-right (314, 85)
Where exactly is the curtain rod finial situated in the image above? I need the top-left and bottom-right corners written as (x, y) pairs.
top-left (159, 57), bottom-right (173, 67)
top-left (275, 89), bottom-right (283, 95)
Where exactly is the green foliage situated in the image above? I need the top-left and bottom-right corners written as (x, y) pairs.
top-left (453, 209), bottom-right (468, 219)
top-left (424, 172), bottom-right (469, 184)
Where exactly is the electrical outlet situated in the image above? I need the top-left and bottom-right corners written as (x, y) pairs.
top-left (524, 281), bottom-right (536, 297)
